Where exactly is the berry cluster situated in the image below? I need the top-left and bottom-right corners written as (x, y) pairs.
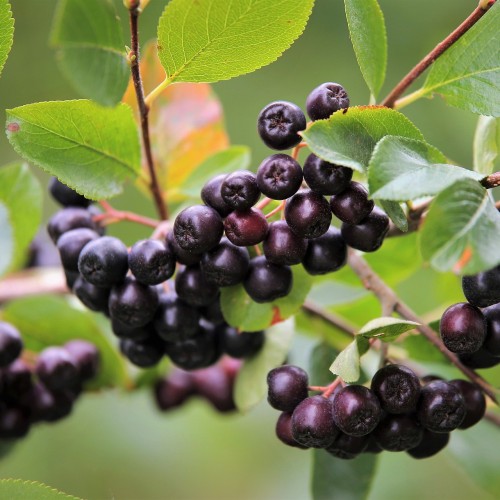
top-left (439, 265), bottom-right (500, 369)
top-left (0, 321), bottom-right (99, 440)
top-left (267, 364), bottom-right (485, 460)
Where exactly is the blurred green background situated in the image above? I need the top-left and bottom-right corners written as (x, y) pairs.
top-left (0, 1), bottom-right (498, 499)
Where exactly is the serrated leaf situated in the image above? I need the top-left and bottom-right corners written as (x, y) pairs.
top-left (0, 163), bottom-right (42, 277)
top-left (234, 318), bottom-right (294, 412)
top-left (2, 296), bottom-right (129, 389)
top-left (0, 0), bottom-right (14, 79)
top-left (344, 0), bottom-right (387, 97)
top-left (359, 317), bottom-right (419, 342)
top-left (0, 479), bottom-right (80, 500)
top-left (380, 200), bottom-right (408, 232)
top-left (311, 450), bottom-right (378, 500)
top-left (301, 107), bottom-right (423, 173)
top-left (6, 100), bottom-right (140, 200)
top-left (420, 178), bottom-right (500, 274)
top-left (329, 336), bottom-right (369, 383)
top-left (473, 116), bottom-right (499, 175)
top-left (421, 3), bottom-right (500, 116)
top-left (368, 136), bottom-right (482, 201)
top-left (157, 0), bottom-right (314, 84)
top-left (51, 0), bottom-right (129, 106)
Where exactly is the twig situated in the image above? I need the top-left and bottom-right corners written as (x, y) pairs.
top-left (302, 300), bottom-right (356, 338)
top-left (484, 411), bottom-right (500, 427)
top-left (128, 1), bottom-right (168, 221)
top-left (96, 201), bottom-right (159, 228)
top-left (382, 1), bottom-right (496, 109)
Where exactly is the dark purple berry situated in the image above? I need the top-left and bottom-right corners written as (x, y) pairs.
top-left (0, 407), bottom-right (30, 439)
top-left (56, 228), bottom-right (99, 272)
top-left (64, 340), bottom-right (100, 381)
top-left (285, 190), bottom-right (331, 239)
top-left (276, 412), bottom-right (308, 449)
top-left (263, 220), bottom-right (307, 266)
top-left (0, 322), bottom-right (23, 367)
top-left (27, 383), bottom-right (74, 422)
top-left (341, 206), bottom-right (389, 252)
top-left (330, 182), bottom-right (374, 225)
top-left (191, 365), bottom-right (236, 413)
top-left (201, 174), bottom-right (233, 217)
top-left (1, 359), bottom-right (33, 398)
top-left (303, 154), bottom-right (352, 196)
top-left (256, 154), bottom-right (303, 200)
top-left (120, 337), bottom-right (164, 368)
top-left (221, 327), bottom-right (265, 358)
top-left (373, 415), bottom-right (423, 452)
top-left (267, 365), bottom-right (309, 412)
top-left (200, 299), bottom-right (225, 325)
top-left (482, 304), bottom-right (500, 356)
top-left (35, 347), bottom-right (80, 391)
top-left (407, 429), bottom-right (449, 459)
top-left (462, 264), bottom-right (500, 308)
top-left (302, 226), bottom-right (347, 275)
top-left (73, 276), bottom-right (110, 313)
top-left (175, 266), bottom-right (219, 307)
top-left (221, 170), bottom-right (261, 210)
top-left (326, 433), bottom-right (369, 460)
top-left (449, 379), bottom-right (486, 429)
top-left (111, 318), bottom-right (155, 341)
top-left (128, 239), bottom-right (175, 286)
top-left (224, 208), bottom-right (269, 246)
top-left (153, 293), bottom-right (200, 342)
top-left (154, 369), bottom-right (195, 411)
top-left (166, 231), bottom-right (202, 266)
top-left (47, 207), bottom-right (99, 243)
top-left (49, 177), bottom-right (91, 208)
top-left (459, 348), bottom-right (500, 369)
top-left (244, 256), bottom-right (292, 303)
top-left (306, 82), bottom-right (349, 121)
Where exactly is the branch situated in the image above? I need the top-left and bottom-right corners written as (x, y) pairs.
top-left (347, 249), bottom-right (498, 404)
top-left (381, 1), bottom-right (496, 109)
top-left (96, 201), bottom-right (159, 228)
top-left (484, 411), bottom-right (500, 427)
top-left (302, 300), bottom-right (356, 338)
top-left (128, 2), bottom-right (168, 221)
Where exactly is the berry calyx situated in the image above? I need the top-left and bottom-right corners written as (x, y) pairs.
top-left (221, 170), bottom-right (261, 210)
top-left (256, 154), bottom-right (303, 200)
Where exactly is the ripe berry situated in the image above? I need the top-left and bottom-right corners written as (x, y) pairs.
top-left (341, 206), bottom-right (389, 252)
top-left (154, 293), bottom-right (200, 342)
top-left (263, 220), bottom-right (307, 266)
top-left (200, 299), bottom-right (225, 325)
top-left (373, 415), bottom-right (423, 452)
top-left (267, 365), bottom-right (309, 412)
top-left (1, 359), bottom-right (33, 398)
top-left (258, 101), bottom-right (306, 150)
top-left (47, 207), bottom-right (99, 243)
top-left (326, 433), bottom-right (369, 460)
top-left (244, 256), bottom-right (292, 303)
top-left (166, 231), bottom-right (202, 266)
top-left (120, 337), bottom-right (164, 368)
top-left (108, 278), bottom-right (159, 328)
top-left (25, 382), bottom-right (74, 422)
top-left (175, 266), bottom-right (219, 307)
top-left (201, 174), bottom-right (233, 217)
top-left (462, 264), bottom-right (500, 308)
top-left (221, 170), bottom-right (261, 210)
top-left (285, 190), bottom-right (332, 239)
top-left (224, 208), bottom-right (269, 246)
top-left (221, 327), bottom-right (265, 358)
top-left (111, 318), bottom-right (154, 341)
top-left (371, 364), bottom-right (421, 414)
top-left (173, 205), bottom-right (223, 253)
top-left (0, 407), bottom-right (30, 439)
top-left (417, 380), bottom-right (466, 432)
top-left (56, 228), bottom-right (99, 272)
top-left (407, 429), bottom-right (450, 459)
top-left (154, 369), bottom-right (195, 411)
top-left (332, 385), bottom-right (382, 436)
top-left (128, 239), bottom-right (175, 286)
top-left (191, 364), bottom-right (236, 413)
top-left (449, 379), bottom-right (486, 429)
top-left (0, 322), bottom-right (23, 367)
top-left (72, 276), bottom-right (110, 313)
top-left (49, 177), bottom-right (91, 208)
top-left (440, 302), bottom-right (486, 355)
top-left (303, 154), bottom-right (353, 196)
top-left (302, 226), bottom-right (347, 275)
top-left (35, 347), bottom-right (80, 391)
top-left (78, 236), bottom-right (129, 288)
top-left (482, 304), bottom-right (500, 356)
top-left (330, 182), bottom-right (374, 225)
top-left (256, 154), bottom-right (303, 200)
top-left (64, 340), bottom-right (100, 381)
top-left (459, 348), bottom-right (500, 369)
top-left (200, 238), bottom-right (250, 287)
top-left (276, 412), bottom-right (308, 449)
top-left (306, 82), bottom-right (349, 121)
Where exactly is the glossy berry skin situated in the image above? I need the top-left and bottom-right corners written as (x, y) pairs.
top-left (407, 430), bottom-right (450, 459)
top-left (482, 304), bottom-right (500, 356)
top-left (72, 276), bottom-right (110, 314)
top-left (276, 412), bottom-right (308, 449)
top-left (459, 348), bottom-right (500, 369)
top-left (417, 380), bottom-right (466, 433)
top-left (462, 264), bottom-right (500, 308)
top-left (111, 319), bottom-right (155, 342)
top-left (154, 294), bottom-right (200, 342)
top-left (224, 208), bottom-right (269, 247)
top-left (306, 82), bottom-right (350, 121)
top-left (221, 170), bottom-right (261, 210)
top-left (303, 154), bottom-right (353, 196)
top-left (332, 385), bottom-right (382, 437)
top-left (244, 256), bottom-right (292, 303)
top-left (257, 101), bottom-right (306, 150)
top-left (120, 337), bottom-right (164, 368)
top-left (440, 302), bottom-right (486, 355)
top-left (341, 207), bottom-right (389, 253)
top-left (1, 359), bottom-right (33, 398)
top-left (201, 174), bottom-right (233, 217)
top-left (26, 383), bottom-right (74, 423)
top-left (371, 364), bottom-right (421, 414)
top-left (326, 433), bottom-right (369, 460)
top-left (166, 231), bottom-right (202, 266)
top-left (0, 322), bottom-right (23, 367)
top-left (330, 182), bottom-right (374, 225)
top-left (200, 299), bottom-right (225, 325)
top-left (78, 236), bottom-right (129, 288)
top-left (64, 340), bottom-right (100, 381)
top-left (285, 190), bottom-right (332, 239)
top-left (49, 177), bottom-right (91, 208)
top-left (256, 154), bottom-right (303, 200)
top-left (191, 365), bottom-right (237, 413)
top-left (373, 415), bottom-right (423, 452)
top-left (200, 238), bottom-right (250, 287)
top-left (175, 266), bottom-right (219, 307)
top-left (302, 226), bottom-right (347, 275)
top-left (56, 228), bottom-right (99, 272)
top-left (173, 205), bottom-right (223, 253)
top-left (108, 278), bottom-right (159, 328)
top-left (221, 327), bottom-right (265, 358)
top-left (47, 207), bottom-right (99, 243)
top-left (267, 365), bottom-right (309, 412)
top-left (154, 369), bottom-right (195, 411)
top-left (263, 220), bottom-right (307, 266)
top-left (291, 395), bottom-right (338, 448)
top-left (449, 379), bottom-right (486, 429)
top-left (35, 347), bottom-right (80, 391)
top-left (129, 239), bottom-right (175, 286)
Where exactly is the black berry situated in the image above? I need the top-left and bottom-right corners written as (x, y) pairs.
top-left (49, 177), bottom-right (91, 208)
top-left (306, 82), bottom-right (349, 121)
top-left (341, 206), bottom-right (389, 252)
top-left (47, 207), bottom-right (99, 243)
top-left (285, 190), bottom-right (332, 239)
top-left (263, 220), bottom-right (307, 266)
top-left (166, 231), bottom-right (202, 266)
top-left (276, 412), bottom-right (308, 449)
top-left (373, 415), bottom-right (423, 452)
top-left (221, 170), bottom-right (261, 210)
top-left (175, 266), bottom-right (219, 307)
top-left (330, 182), bottom-right (374, 225)
top-left (407, 429), bottom-right (450, 459)
top-left (326, 433), bottom-right (369, 460)
top-left (221, 327), bottom-right (265, 358)
top-left (191, 365), bottom-right (236, 413)
top-left (267, 365), bottom-right (309, 412)
top-left (462, 264), bottom-right (500, 308)
top-left (482, 304), bottom-right (500, 356)
top-left (303, 153), bottom-right (352, 196)
top-left (64, 340), bottom-right (100, 381)
top-left (224, 208), bottom-right (269, 247)
top-left (201, 174), bottom-right (233, 217)
top-left (0, 322), bottom-right (23, 367)
top-left (256, 154), bottom-right (303, 200)
top-left (129, 239), bottom-right (175, 286)
top-left (154, 293), bottom-right (201, 342)
top-left (449, 379), bottom-right (486, 429)
top-left (35, 347), bottom-right (80, 391)
top-left (302, 226), bottom-right (347, 275)
top-left (244, 256), bottom-right (292, 303)
top-left (120, 336), bottom-right (164, 368)
top-left (154, 368), bottom-right (195, 411)
top-left (56, 228), bottom-right (99, 272)
top-left (72, 276), bottom-right (110, 313)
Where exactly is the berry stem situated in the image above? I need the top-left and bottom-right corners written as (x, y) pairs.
top-left (301, 300), bottom-right (356, 338)
top-left (256, 197), bottom-right (273, 210)
top-left (95, 201), bottom-right (159, 228)
top-left (484, 411), bottom-right (500, 427)
top-left (128, 1), bottom-right (168, 221)
top-left (291, 142), bottom-right (307, 160)
top-left (381, 0), bottom-right (496, 109)
top-left (323, 377), bottom-right (344, 398)
top-left (347, 249), bottom-right (499, 404)
top-left (265, 201), bottom-right (286, 219)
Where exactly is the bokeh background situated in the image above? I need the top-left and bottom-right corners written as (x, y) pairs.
top-left (0, 1), bottom-right (498, 499)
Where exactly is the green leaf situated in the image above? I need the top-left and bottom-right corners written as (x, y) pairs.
top-left (473, 116), bottom-right (499, 175)
top-left (0, 163), bottom-right (42, 277)
top-left (309, 342), bottom-right (340, 386)
top-left (420, 178), bottom-right (500, 274)
top-left (344, 0), bottom-right (387, 97)
top-left (180, 146), bottom-right (251, 198)
top-left (380, 200), bottom-right (408, 232)
top-left (234, 318), bottom-right (294, 412)
top-left (311, 451), bottom-right (378, 500)
top-left (0, 0), bottom-right (14, 78)
top-left (2, 296), bottom-right (129, 389)
top-left (51, 0), bottom-right (129, 106)
top-left (368, 136), bottom-right (482, 201)
top-left (359, 317), bottom-right (419, 342)
top-left (157, 0), bottom-right (314, 84)
top-left (6, 100), bottom-right (141, 200)
top-left (421, 2), bottom-right (500, 116)
top-left (402, 333), bottom-right (447, 364)
top-left (307, 281), bottom-right (368, 308)
top-left (301, 107), bottom-right (423, 173)
top-left (0, 479), bottom-right (80, 500)
top-left (329, 336), bottom-right (369, 383)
